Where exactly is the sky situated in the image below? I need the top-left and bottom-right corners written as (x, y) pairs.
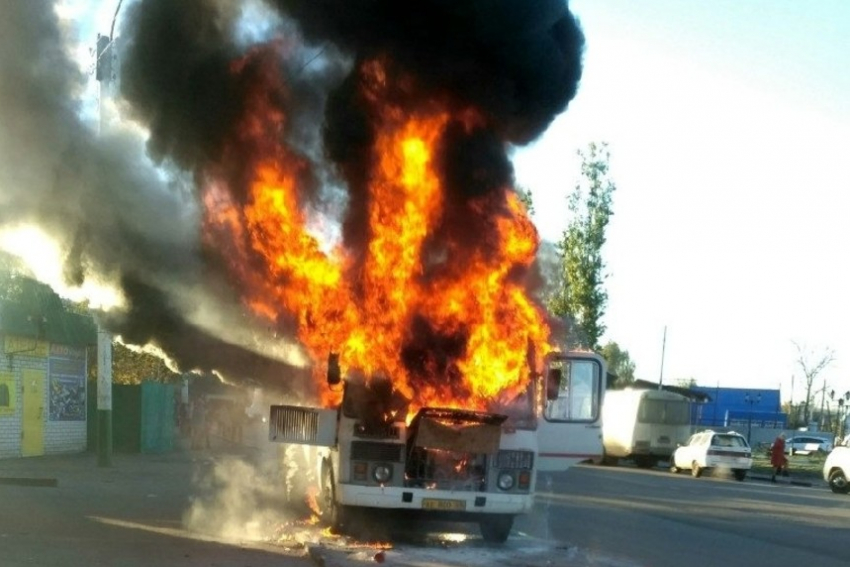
top-left (4, 1), bottom-right (848, 407)
top-left (513, 0), bottom-right (850, 403)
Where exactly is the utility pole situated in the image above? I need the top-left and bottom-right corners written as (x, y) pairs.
top-left (658, 325), bottom-right (667, 390)
top-left (790, 374), bottom-right (795, 427)
top-left (94, 1), bottom-right (123, 467)
top-left (96, 326), bottom-right (112, 467)
top-left (744, 392), bottom-right (761, 444)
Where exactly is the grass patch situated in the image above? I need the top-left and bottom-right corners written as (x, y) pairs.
top-left (750, 451), bottom-right (826, 480)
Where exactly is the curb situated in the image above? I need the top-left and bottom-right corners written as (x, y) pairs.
top-left (749, 474), bottom-right (814, 487)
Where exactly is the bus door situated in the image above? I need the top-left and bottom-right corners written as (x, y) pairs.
top-left (536, 351), bottom-right (606, 471)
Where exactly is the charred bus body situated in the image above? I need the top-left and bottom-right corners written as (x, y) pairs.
top-left (268, 351), bottom-right (606, 542)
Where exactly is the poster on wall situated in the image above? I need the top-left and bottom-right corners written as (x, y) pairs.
top-left (49, 344), bottom-right (87, 421)
top-left (0, 372), bottom-right (16, 417)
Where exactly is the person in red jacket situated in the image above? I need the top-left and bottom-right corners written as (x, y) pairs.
top-left (770, 433), bottom-right (789, 482)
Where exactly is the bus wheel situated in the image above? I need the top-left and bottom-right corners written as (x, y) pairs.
top-left (319, 465), bottom-right (348, 534)
top-left (479, 514), bottom-right (514, 543)
top-left (733, 469), bottom-right (747, 481)
top-left (601, 454), bottom-right (618, 466)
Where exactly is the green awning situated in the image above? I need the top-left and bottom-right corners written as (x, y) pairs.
top-left (0, 298), bottom-right (96, 347)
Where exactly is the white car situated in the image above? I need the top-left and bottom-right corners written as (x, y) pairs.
top-left (823, 444), bottom-right (850, 494)
top-left (785, 435), bottom-right (833, 456)
top-left (670, 430), bottom-right (752, 481)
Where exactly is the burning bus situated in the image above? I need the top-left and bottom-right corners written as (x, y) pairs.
top-left (269, 350), bottom-right (606, 542)
top-left (176, 0), bottom-right (597, 542)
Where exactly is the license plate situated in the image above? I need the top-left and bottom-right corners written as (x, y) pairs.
top-left (422, 498), bottom-right (466, 511)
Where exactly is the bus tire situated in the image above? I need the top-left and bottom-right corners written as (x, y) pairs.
top-left (479, 514), bottom-right (513, 543)
top-left (601, 453), bottom-right (618, 466)
top-left (319, 464), bottom-right (348, 534)
top-left (635, 455), bottom-right (655, 468)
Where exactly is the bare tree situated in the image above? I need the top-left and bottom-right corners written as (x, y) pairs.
top-left (794, 341), bottom-right (835, 426)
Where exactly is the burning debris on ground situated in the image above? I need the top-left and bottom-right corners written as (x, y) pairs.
top-left (1, 0), bottom-right (584, 409)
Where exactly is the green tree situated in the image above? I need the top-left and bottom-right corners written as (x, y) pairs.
top-left (548, 142), bottom-right (616, 350)
top-left (516, 185), bottom-right (535, 216)
top-left (86, 342), bottom-right (181, 385)
top-left (0, 251), bottom-right (28, 301)
top-left (600, 340), bottom-right (635, 387)
top-left (0, 254), bottom-right (178, 385)
top-left (112, 342), bottom-right (181, 384)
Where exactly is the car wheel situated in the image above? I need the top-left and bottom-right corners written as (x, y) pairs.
top-left (669, 458), bottom-right (679, 474)
top-left (828, 469), bottom-right (850, 494)
top-left (691, 462), bottom-right (702, 478)
top-left (733, 469), bottom-right (747, 482)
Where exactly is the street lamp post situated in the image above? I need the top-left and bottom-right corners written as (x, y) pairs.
top-left (744, 392), bottom-right (761, 444)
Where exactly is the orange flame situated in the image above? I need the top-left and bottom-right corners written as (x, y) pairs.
top-left (305, 485), bottom-right (321, 524)
top-left (203, 54), bottom-right (553, 414)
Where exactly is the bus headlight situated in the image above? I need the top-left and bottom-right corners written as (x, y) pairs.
top-left (497, 472), bottom-right (515, 490)
top-left (373, 464), bottom-right (393, 483)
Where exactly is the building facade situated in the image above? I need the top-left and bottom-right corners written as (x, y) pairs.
top-left (0, 297), bottom-right (95, 459)
top-left (690, 385), bottom-right (787, 430)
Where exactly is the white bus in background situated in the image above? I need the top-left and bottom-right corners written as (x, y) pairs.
top-left (601, 388), bottom-right (692, 468)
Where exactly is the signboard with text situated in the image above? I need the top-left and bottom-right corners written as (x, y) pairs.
top-left (3, 337), bottom-right (49, 358)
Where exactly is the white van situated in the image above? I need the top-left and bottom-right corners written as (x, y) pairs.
top-left (601, 388), bottom-right (691, 467)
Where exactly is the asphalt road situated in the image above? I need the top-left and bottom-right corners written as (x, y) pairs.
top-left (529, 463), bottom-right (850, 567)
top-left (3, 448), bottom-right (848, 567)
top-left (0, 447), bottom-right (315, 567)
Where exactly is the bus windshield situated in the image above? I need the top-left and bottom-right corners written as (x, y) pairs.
top-left (487, 383), bottom-right (537, 430)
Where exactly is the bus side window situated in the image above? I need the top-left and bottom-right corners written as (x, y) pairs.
top-left (570, 362), bottom-right (595, 420)
top-left (545, 365), bottom-right (570, 420)
top-left (543, 360), bottom-right (600, 422)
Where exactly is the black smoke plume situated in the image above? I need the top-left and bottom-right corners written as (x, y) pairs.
top-left (0, 1), bottom-right (309, 389)
top-left (0, 0), bottom-right (583, 391)
top-left (272, 0), bottom-right (584, 268)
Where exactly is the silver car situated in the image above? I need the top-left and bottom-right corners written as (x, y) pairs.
top-left (785, 435), bottom-right (833, 455)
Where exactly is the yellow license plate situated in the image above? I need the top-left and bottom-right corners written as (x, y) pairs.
top-left (422, 498), bottom-right (466, 511)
